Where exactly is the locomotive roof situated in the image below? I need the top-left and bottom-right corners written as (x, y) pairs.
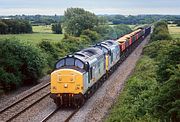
top-left (95, 40), bottom-right (119, 52)
top-left (101, 40), bottom-right (118, 46)
top-left (74, 47), bottom-right (104, 62)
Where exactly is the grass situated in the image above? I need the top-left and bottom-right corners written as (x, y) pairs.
top-left (168, 24), bottom-right (180, 39)
top-left (0, 25), bottom-right (64, 44)
top-left (33, 25), bottom-right (52, 33)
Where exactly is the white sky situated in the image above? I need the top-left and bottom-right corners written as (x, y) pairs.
top-left (0, 0), bottom-right (180, 15)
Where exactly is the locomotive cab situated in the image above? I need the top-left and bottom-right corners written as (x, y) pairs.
top-left (50, 56), bottom-right (88, 107)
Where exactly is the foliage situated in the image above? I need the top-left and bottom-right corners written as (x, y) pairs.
top-left (0, 39), bottom-right (47, 92)
top-left (39, 41), bottom-right (59, 68)
top-left (60, 35), bottom-right (85, 53)
top-left (93, 24), bottom-right (132, 40)
top-left (106, 39), bottom-right (180, 122)
top-left (1, 14), bottom-right (180, 26)
top-left (81, 29), bottom-right (100, 44)
top-left (0, 19), bottom-right (32, 34)
top-left (114, 24), bottom-right (132, 38)
top-left (106, 56), bottom-right (158, 122)
top-left (93, 25), bottom-right (117, 40)
top-left (98, 16), bottom-right (108, 25)
top-left (52, 23), bottom-right (62, 34)
top-left (151, 21), bottom-right (172, 41)
top-left (106, 15), bottom-right (180, 25)
top-left (149, 40), bottom-right (180, 121)
top-left (63, 8), bottom-right (98, 36)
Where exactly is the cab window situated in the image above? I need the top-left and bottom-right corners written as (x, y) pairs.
top-left (56, 59), bottom-right (64, 68)
top-left (65, 58), bottom-right (74, 66)
top-left (75, 59), bottom-right (84, 69)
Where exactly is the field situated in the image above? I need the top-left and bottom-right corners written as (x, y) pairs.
top-left (33, 25), bottom-right (52, 33)
top-left (168, 24), bottom-right (180, 39)
top-left (0, 25), bottom-right (64, 44)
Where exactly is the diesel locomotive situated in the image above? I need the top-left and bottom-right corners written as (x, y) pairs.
top-left (50, 26), bottom-right (151, 107)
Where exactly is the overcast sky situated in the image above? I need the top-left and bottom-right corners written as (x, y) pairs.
top-left (0, 0), bottom-right (180, 15)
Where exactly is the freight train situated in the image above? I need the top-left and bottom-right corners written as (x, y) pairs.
top-left (50, 26), bottom-right (151, 107)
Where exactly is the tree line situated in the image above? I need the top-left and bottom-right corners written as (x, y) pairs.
top-left (0, 19), bottom-right (32, 34)
top-left (107, 15), bottom-right (180, 25)
top-left (1, 14), bottom-right (180, 25)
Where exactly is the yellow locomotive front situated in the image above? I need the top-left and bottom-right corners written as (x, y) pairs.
top-left (51, 69), bottom-right (83, 94)
top-left (50, 56), bottom-right (87, 107)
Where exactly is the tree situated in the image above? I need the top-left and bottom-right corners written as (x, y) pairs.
top-left (0, 19), bottom-right (32, 34)
top-left (81, 29), bottom-right (100, 44)
top-left (114, 24), bottom-right (132, 38)
top-left (98, 16), bottom-right (108, 25)
top-left (0, 21), bottom-right (8, 34)
top-left (63, 8), bottom-right (98, 36)
top-left (52, 23), bottom-right (62, 34)
top-left (93, 25), bottom-right (117, 40)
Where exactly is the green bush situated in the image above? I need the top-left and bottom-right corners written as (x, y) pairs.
top-left (81, 29), bottom-right (100, 44)
top-left (39, 41), bottom-right (59, 68)
top-left (113, 24), bottom-right (132, 38)
top-left (93, 25), bottom-right (117, 40)
top-left (0, 39), bottom-right (47, 91)
top-left (60, 35), bottom-right (84, 53)
top-left (106, 56), bottom-right (158, 122)
top-left (151, 21), bottom-right (172, 41)
top-left (149, 40), bottom-right (180, 121)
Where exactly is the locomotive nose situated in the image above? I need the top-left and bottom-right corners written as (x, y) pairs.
top-left (50, 68), bottom-right (85, 107)
top-left (50, 68), bottom-right (83, 94)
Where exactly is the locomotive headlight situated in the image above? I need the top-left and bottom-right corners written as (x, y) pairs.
top-left (64, 84), bottom-right (68, 88)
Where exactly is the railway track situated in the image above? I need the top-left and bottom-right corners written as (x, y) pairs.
top-left (64, 109), bottom-right (79, 122)
top-left (40, 107), bottom-right (59, 122)
top-left (0, 82), bottom-right (50, 122)
top-left (40, 108), bottom-right (79, 122)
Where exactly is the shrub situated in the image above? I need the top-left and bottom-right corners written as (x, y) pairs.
top-left (151, 21), bottom-right (172, 41)
top-left (81, 29), bottom-right (100, 44)
top-left (39, 41), bottom-right (59, 68)
top-left (106, 56), bottom-right (158, 122)
top-left (93, 25), bottom-right (117, 40)
top-left (113, 24), bottom-right (132, 38)
top-left (61, 36), bottom-right (84, 53)
top-left (0, 39), bottom-right (47, 91)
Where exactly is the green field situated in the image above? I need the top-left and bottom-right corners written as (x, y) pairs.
top-left (168, 24), bottom-right (180, 39)
top-left (0, 25), bottom-right (63, 44)
top-left (33, 25), bottom-right (53, 33)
